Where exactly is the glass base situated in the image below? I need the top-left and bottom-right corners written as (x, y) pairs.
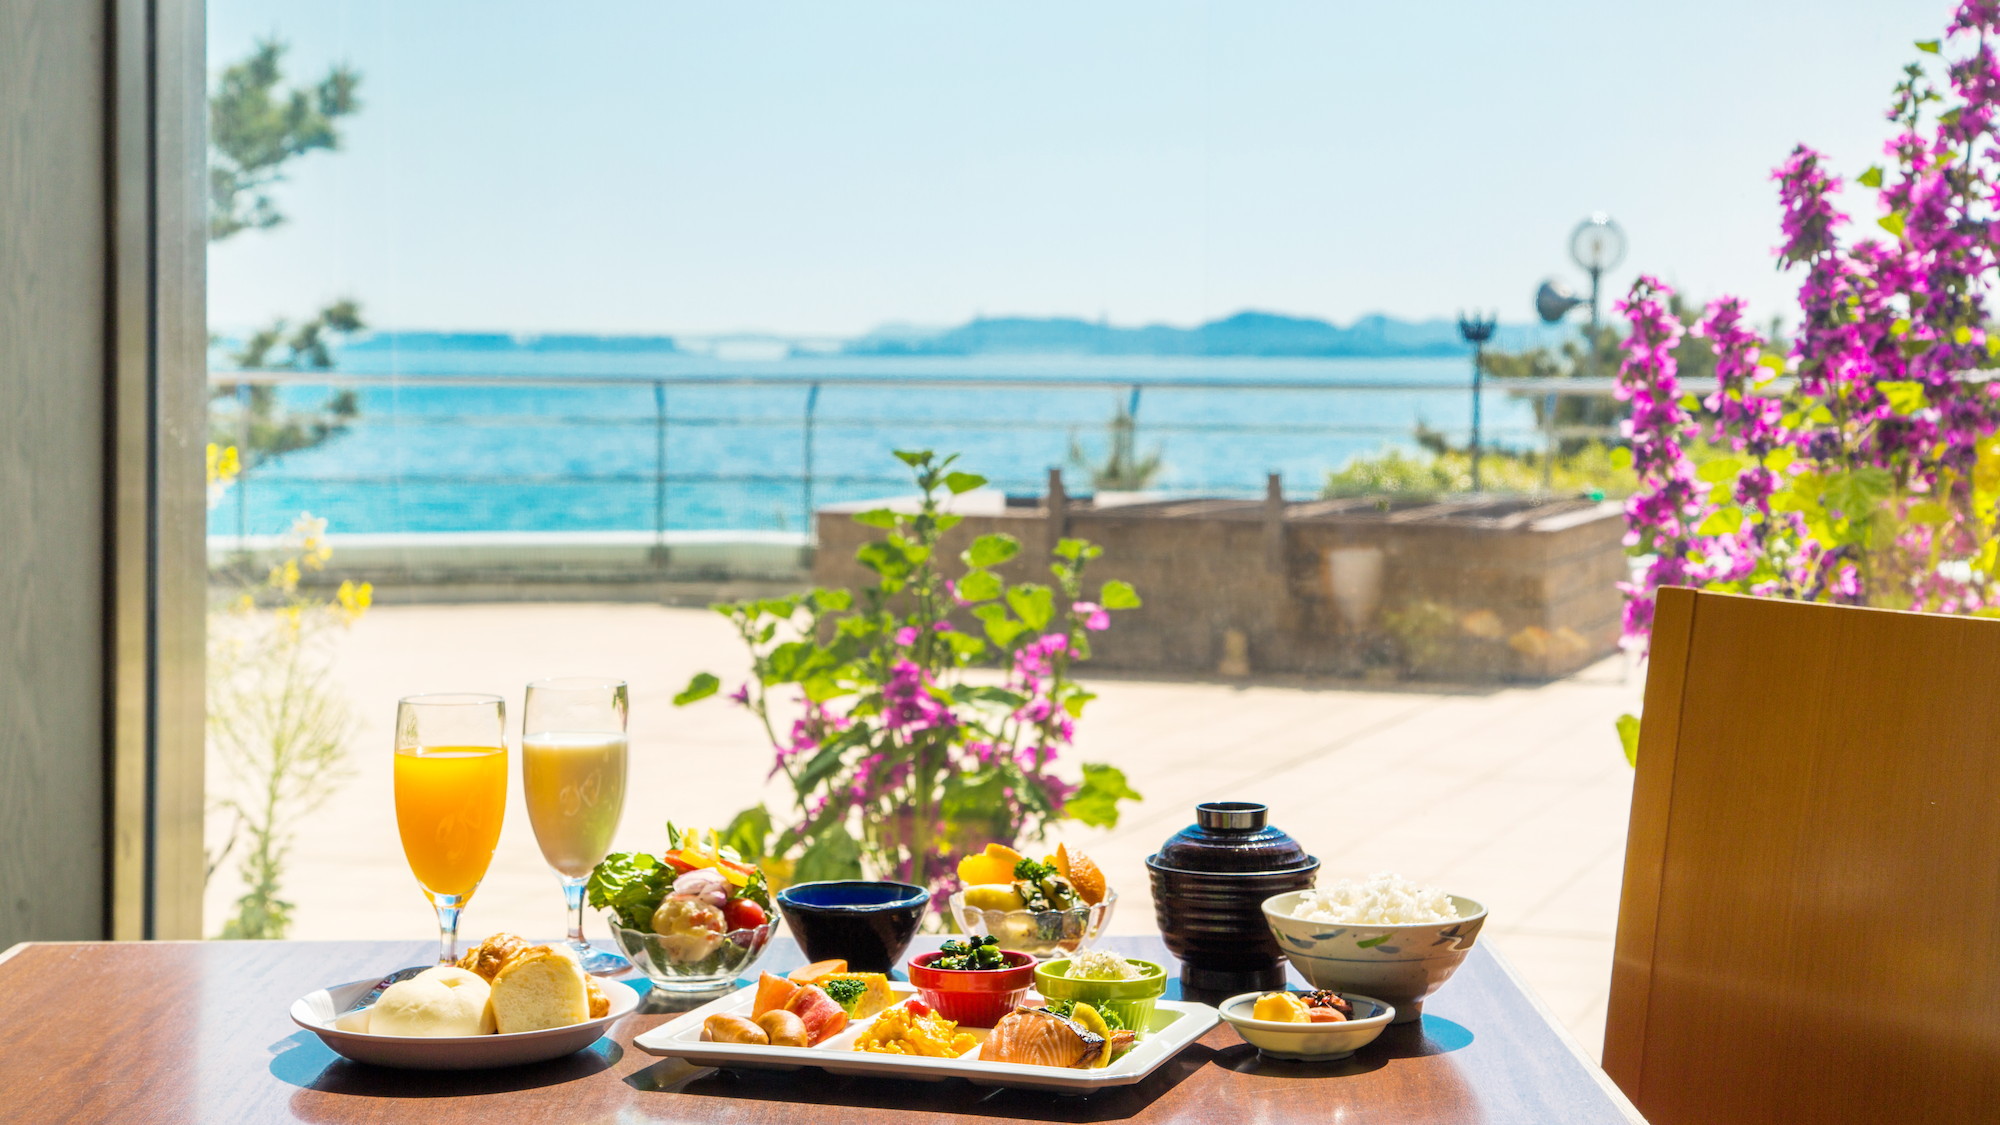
top-left (569, 940), bottom-right (633, 976)
top-left (647, 975), bottom-right (738, 994)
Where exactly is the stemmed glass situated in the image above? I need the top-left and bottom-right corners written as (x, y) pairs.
top-left (522, 677), bottom-right (632, 975)
top-left (393, 693), bottom-right (509, 966)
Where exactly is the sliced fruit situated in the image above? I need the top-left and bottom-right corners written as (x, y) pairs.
top-left (784, 983), bottom-right (850, 1045)
top-left (787, 958), bottom-right (848, 984)
top-left (1054, 844), bottom-right (1108, 906)
top-left (962, 883), bottom-right (1026, 912)
top-left (752, 971), bottom-right (800, 1018)
top-left (821, 972), bottom-right (895, 1019)
top-left (956, 841), bottom-right (1026, 889)
top-left (1252, 992), bottom-right (1311, 1023)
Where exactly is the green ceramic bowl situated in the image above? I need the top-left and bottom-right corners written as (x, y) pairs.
top-left (1033, 957), bottom-right (1168, 1036)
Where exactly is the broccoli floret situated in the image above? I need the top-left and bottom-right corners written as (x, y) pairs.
top-left (821, 977), bottom-right (868, 1008)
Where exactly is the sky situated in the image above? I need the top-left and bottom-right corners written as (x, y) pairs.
top-left (208, 0), bottom-right (1953, 337)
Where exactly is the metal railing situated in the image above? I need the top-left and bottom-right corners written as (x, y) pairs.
top-left (208, 368), bottom-right (1651, 553)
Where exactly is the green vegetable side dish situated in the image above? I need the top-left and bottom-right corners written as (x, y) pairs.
top-left (1044, 998), bottom-right (1126, 1030)
top-left (933, 934), bottom-right (1007, 970)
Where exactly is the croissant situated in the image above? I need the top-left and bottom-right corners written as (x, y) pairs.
top-left (456, 932), bottom-right (609, 1019)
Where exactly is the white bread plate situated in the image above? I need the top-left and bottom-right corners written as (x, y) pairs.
top-left (291, 975), bottom-right (640, 1070)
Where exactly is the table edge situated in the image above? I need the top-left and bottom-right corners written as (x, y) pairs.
top-left (1484, 943), bottom-right (1648, 1124)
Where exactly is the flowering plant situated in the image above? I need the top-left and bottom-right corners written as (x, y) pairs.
top-left (675, 450), bottom-right (1143, 896)
top-left (1618, 4), bottom-right (2000, 673)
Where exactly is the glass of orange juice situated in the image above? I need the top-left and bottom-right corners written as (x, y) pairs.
top-left (523, 677), bottom-right (631, 974)
top-left (394, 693), bottom-right (509, 966)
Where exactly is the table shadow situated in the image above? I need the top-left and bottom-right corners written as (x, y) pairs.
top-left (268, 1029), bottom-right (623, 1100)
top-left (626, 1042), bottom-right (1215, 1120)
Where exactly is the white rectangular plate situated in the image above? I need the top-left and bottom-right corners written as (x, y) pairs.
top-left (634, 981), bottom-right (1218, 1093)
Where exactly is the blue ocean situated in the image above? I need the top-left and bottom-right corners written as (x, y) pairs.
top-left (210, 342), bottom-right (1541, 538)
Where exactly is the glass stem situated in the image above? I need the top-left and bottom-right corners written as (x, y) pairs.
top-left (562, 875), bottom-right (589, 952)
top-left (433, 894), bottom-right (464, 966)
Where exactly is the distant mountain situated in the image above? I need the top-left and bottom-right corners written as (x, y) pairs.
top-left (841, 311), bottom-right (1551, 358)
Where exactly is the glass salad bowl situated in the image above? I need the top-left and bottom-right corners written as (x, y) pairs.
top-left (607, 918), bottom-right (778, 992)
top-left (945, 889), bottom-right (1117, 960)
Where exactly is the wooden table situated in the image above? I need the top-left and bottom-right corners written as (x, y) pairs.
top-left (0, 935), bottom-right (1644, 1123)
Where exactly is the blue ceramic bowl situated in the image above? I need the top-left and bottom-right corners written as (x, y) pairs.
top-left (774, 880), bottom-right (930, 972)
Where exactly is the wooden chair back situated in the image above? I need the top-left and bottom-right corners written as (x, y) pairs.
top-left (1607, 587), bottom-right (2000, 1125)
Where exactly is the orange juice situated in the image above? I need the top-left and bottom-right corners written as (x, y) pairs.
top-left (394, 745), bottom-right (508, 899)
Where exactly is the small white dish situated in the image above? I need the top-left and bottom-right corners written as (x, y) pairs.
top-left (1216, 991), bottom-right (1394, 1061)
top-left (291, 975), bottom-right (639, 1070)
top-left (634, 979), bottom-right (1219, 1093)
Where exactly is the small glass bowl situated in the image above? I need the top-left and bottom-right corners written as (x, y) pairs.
top-left (606, 918), bottom-right (778, 992)
top-left (945, 888), bottom-right (1117, 960)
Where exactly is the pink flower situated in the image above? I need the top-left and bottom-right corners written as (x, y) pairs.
top-left (1072, 601), bottom-right (1110, 631)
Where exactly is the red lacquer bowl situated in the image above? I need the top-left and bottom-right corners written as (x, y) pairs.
top-left (907, 950), bottom-right (1036, 1027)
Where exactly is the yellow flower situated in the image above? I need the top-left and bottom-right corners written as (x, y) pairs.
top-left (336, 580), bottom-right (373, 623)
top-left (206, 443), bottom-right (240, 487)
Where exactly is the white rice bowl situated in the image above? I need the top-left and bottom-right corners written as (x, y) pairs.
top-left (1289, 872), bottom-right (1459, 925)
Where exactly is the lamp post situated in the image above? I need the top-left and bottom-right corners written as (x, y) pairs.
top-left (1532, 212), bottom-right (1628, 489)
top-left (1458, 310), bottom-right (1498, 492)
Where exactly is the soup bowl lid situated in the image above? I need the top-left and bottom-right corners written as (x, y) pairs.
top-left (1148, 802), bottom-right (1313, 874)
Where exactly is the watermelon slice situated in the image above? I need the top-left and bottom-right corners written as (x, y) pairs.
top-left (784, 983), bottom-right (850, 1046)
top-left (752, 972), bottom-right (800, 1018)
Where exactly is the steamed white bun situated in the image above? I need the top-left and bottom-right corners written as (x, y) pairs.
top-left (369, 966), bottom-right (496, 1036)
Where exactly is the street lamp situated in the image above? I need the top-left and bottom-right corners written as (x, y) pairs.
top-left (1530, 212), bottom-right (1628, 490)
top-left (1536, 212), bottom-right (1627, 340)
top-left (1458, 310), bottom-right (1498, 492)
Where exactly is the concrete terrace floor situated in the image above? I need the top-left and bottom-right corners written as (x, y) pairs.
top-left (205, 602), bottom-right (1644, 1058)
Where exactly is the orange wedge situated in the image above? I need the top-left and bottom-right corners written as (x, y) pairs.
top-left (1055, 843), bottom-right (1108, 906)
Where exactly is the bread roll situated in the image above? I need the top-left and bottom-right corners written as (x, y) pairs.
top-left (490, 945), bottom-right (591, 1033)
top-left (370, 967), bottom-right (495, 1037)
top-left (455, 932), bottom-right (533, 983)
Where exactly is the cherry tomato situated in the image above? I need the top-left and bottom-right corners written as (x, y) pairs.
top-left (722, 898), bottom-right (768, 930)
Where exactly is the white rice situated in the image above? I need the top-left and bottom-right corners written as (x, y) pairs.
top-left (1289, 873), bottom-right (1460, 925)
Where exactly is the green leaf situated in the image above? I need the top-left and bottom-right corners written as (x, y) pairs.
top-left (1879, 211), bottom-right (1907, 238)
top-left (673, 672), bottom-right (720, 706)
top-left (964, 533), bottom-right (1021, 568)
top-left (1064, 763), bottom-right (1144, 829)
top-left (1099, 579), bottom-right (1141, 609)
top-left (1764, 447), bottom-right (1797, 473)
top-left (1616, 713), bottom-right (1641, 768)
top-left (1757, 352), bottom-right (1788, 373)
top-left (1696, 457), bottom-right (1744, 484)
top-left (1696, 508), bottom-right (1744, 536)
top-left (956, 569), bottom-right (1003, 603)
top-left (1679, 394), bottom-right (1701, 411)
top-left (1007, 583), bottom-right (1056, 630)
top-left (856, 540), bottom-right (913, 579)
top-left (940, 631), bottom-right (988, 659)
top-left (806, 588), bottom-right (852, 613)
top-left (851, 508), bottom-right (900, 530)
top-left (796, 741), bottom-right (850, 791)
top-left (794, 822), bottom-right (865, 883)
top-left (1879, 380), bottom-right (1928, 415)
top-left (892, 449), bottom-right (931, 468)
top-left (1355, 934), bottom-right (1393, 950)
top-left (1909, 501), bottom-right (1951, 527)
top-left (1053, 538), bottom-right (1090, 562)
top-left (721, 805), bottom-right (773, 863)
top-left (944, 471), bottom-right (987, 494)
top-left (1916, 38), bottom-right (1941, 54)
top-left (1857, 165), bottom-right (1886, 188)
top-left (1062, 689), bottom-right (1098, 717)
top-left (983, 616), bottom-right (1030, 648)
top-left (1609, 446), bottom-right (1634, 471)
top-left (585, 851), bottom-right (675, 931)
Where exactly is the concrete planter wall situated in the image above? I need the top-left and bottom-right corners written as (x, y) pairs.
top-left (814, 490), bottom-right (1626, 683)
